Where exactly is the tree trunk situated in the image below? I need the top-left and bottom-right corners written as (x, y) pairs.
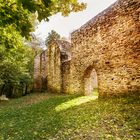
top-left (0, 84), bottom-right (5, 96)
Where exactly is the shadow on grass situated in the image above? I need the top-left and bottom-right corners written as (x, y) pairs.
top-left (0, 93), bottom-right (139, 140)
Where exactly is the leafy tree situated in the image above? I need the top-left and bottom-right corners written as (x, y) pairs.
top-left (0, 25), bottom-right (34, 97)
top-left (0, 0), bottom-right (86, 38)
top-left (0, 0), bottom-right (36, 39)
top-left (20, 0), bottom-right (86, 21)
top-left (45, 30), bottom-right (61, 46)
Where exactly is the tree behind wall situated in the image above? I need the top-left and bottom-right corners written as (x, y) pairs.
top-left (45, 30), bottom-right (61, 46)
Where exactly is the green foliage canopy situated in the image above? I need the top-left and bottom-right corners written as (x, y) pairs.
top-left (0, 25), bottom-right (34, 96)
top-left (45, 30), bottom-right (61, 46)
top-left (19, 0), bottom-right (86, 21)
top-left (0, 0), bottom-right (35, 39)
top-left (0, 0), bottom-right (86, 38)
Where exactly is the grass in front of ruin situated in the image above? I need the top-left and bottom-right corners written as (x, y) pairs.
top-left (0, 92), bottom-right (139, 140)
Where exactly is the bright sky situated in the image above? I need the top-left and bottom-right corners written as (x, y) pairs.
top-left (34, 0), bottom-right (117, 41)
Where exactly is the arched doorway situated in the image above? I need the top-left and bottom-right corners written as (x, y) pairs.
top-left (84, 66), bottom-right (98, 96)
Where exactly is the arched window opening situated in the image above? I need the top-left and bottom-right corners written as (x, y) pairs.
top-left (84, 67), bottom-right (98, 97)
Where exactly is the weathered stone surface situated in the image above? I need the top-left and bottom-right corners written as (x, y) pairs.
top-left (61, 60), bottom-right (71, 93)
top-left (34, 39), bottom-right (71, 93)
top-left (46, 40), bottom-right (71, 93)
top-left (33, 51), bottom-right (48, 92)
top-left (46, 40), bottom-right (62, 92)
top-left (34, 0), bottom-right (140, 97)
top-left (33, 54), bottom-right (42, 91)
top-left (69, 0), bottom-right (140, 96)
top-left (40, 51), bottom-right (47, 91)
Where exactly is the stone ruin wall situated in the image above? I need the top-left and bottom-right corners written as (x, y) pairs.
top-left (33, 0), bottom-right (140, 97)
top-left (33, 40), bottom-right (71, 93)
top-left (46, 41), bottom-right (62, 93)
top-left (58, 40), bottom-right (71, 93)
top-left (34, 51), bottom-right (48, 92)
top-left (33, 54), bottom-right (41, 91)
top-left (61, 61), bottom-right (71, 93)
top-left (69, 0), bottom-right (140, 96)
top-left (40, 51), bottom-right (47, 90)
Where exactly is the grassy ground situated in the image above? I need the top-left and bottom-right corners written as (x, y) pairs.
top-left (0, 92), bottom-right (139, 140)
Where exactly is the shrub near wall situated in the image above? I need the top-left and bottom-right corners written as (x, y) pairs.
top-left (0, 82), bottom-right (33, 98)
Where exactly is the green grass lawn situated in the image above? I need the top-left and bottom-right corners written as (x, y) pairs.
top-left (0, 93), bottom-right (140, 140)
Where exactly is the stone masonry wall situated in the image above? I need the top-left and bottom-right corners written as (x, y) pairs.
top-left (33, 54), bottom-right (41, 91)
top-left (46, 41), bottom-right (62, 92)
top-left (46, 40), bottom-right (71, 93)
top-left (61, 61), bottom-right (71, 93)
top-left (33, 0), bottom-right (140, 97)
top-left (69, 0), bottom-right (140, 97)
top-left (40, 51), bottom-right (47, 91)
